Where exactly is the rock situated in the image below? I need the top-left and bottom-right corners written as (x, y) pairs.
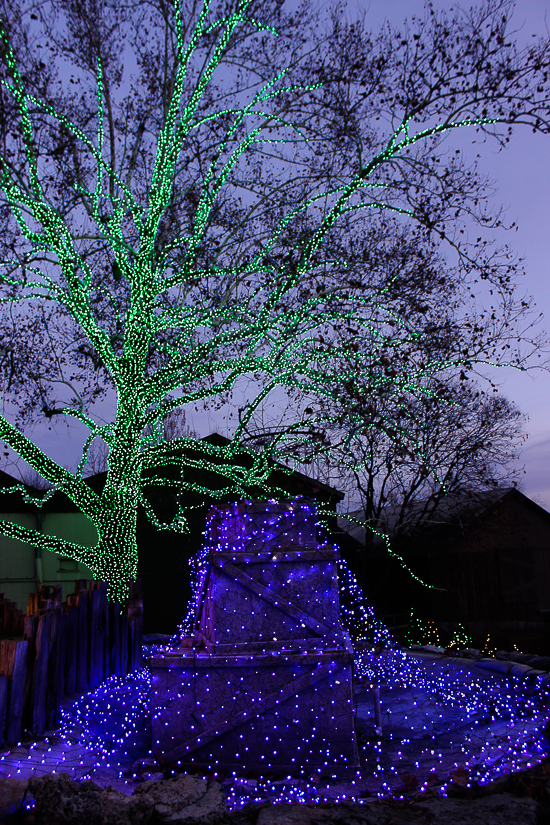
top-left (0, 776), bottom-right (29, 820)
top-left (144, 773), bottom-right (166, 782)
top-left (27, 771), bottom-right (225, 825)
top-left (525, 669), bottom-right (547, 680)
top-left (507, 652), bottom-right (534, 664)
top-left (256, 803), bottom-right (385, 824)
top-left (131, 757), bottom-right (165, 783)
top-left (475, 658), bottom-right (514, 674)
top-left (133, 773), bottom-right (226, 823)
top-left (525, 656), bottom-right (550, 671)
top-left (458, 648), bottom-right (481, 659)
top-left (132, 757), bottom-right (163, 774)
top-left (409, 794), bottom-right (538, 824)
top-left (420, 645), bottom-right (445, 654)
top-left (256, 795), bottom-right (539, 824)
top-left (28, 772), bottom-right (154, 825)
top-left (510, 663), bottom-right (535, 677)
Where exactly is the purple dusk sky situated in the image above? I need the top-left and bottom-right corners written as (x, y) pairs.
top-left (343, 0), bottom-right (550, 509)
top-left (20, 0), bottom-right (550, 510)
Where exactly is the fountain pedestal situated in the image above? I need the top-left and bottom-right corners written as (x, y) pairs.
top-left (149, 500), bottom-right (359, 772)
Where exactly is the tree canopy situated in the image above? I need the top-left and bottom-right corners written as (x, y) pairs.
top-left (0, 0), bottom-right (549, 599)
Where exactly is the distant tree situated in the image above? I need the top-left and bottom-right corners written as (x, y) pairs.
top-left (0, 0), bottom-right (549, 599)
top-left (312, 379), bottom-right (525, 535)
top-left (20, 466), bottom-right (54, 491)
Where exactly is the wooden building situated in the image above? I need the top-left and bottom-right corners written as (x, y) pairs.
top-left (0, 469), bottom-right (96, 611)
top-left (355, 488), bottom-right (550, 651)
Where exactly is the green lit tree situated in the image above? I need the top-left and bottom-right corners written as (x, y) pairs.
top-left (0, 0), bottom-right (549, 600)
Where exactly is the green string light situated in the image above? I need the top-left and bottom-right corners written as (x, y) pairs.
top-left (0, 2), bottom-right (535, 601)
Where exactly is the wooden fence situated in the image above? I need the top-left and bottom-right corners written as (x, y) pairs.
top-left (0, 579), bottom-right (143, 747)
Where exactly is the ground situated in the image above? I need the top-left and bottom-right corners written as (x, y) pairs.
top-left (1, 648), bottom-right (549, 822)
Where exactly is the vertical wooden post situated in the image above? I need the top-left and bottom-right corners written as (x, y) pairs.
top-left (0, 674), bottom-right (7, 747)
top-left (53, 585), bottom-right (63, 609)
top-left (88, 586), bottom-right (102, 689)
top-left (109, 602), bottom-right (121, 677)
top-left (47, 610), bottom-right (68, 729)
top-left (120, 612), bottom-right (128, 677)
top-left (23, 614), bottom-right (39, 729)
top-left (31, 612), bottom-right (52, 736)
top-left (134, 597), bottom-right (143, 670)
top-left (99, 582), bottom-right (109, 681)
top-left (27, 592), bottom-right (39, 616)
top-left (127, 603), bottom-right (135, 673)
top-left (45, 609), bottom-right (62, 731)
top-left (64, 600), bottom-right (78, 697)
top-left (75, 589), bottom-right (88, 694)
top-left (3, 640), bottom-right (28, 744)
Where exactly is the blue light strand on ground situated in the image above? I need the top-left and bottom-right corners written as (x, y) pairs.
top-left (56, 669), bottom-right (153, 782)
top-left (1, 645), bottom-right (547, 805)
top-left (1, 498), bottom-right (549, 805)
top-left (161, 497), bottom-right (550, 802)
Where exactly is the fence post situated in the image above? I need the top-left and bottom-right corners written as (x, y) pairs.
top-left (64, 600), bottom-right (78, 697)
top-left (109, 602), bottom-right (121, 677)
top-left (45, 609), bottom-right (68, 730)
top-left (88, 586), bottom-right (102, 689)
top-left (0, 673), bottom-right (7, 746)
top-left (0, 578), bottom-right (144, 745)
top-left (31, 612), bottom-right (52, 736)
top-left (23, 614), bottom-right (39, 729)
top-left (3, 640), bottom-right (28, 743)
top-left (120, 611), bottom-right (128, 677)
top-left (99, 583), bottom-right (109, 682)
top-left (75, 588), bottom-right (88, 694)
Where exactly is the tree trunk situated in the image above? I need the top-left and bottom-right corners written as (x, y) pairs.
top-left (83, 401), bottom-right (144, 601)
top-left (90, 503), bottom-right (138, 603)
top-left (89, 422), bottom-right (141, 603)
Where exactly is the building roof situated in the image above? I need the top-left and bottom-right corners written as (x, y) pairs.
top-left (338, 487), bottom-right (550, 555)
top-left (0, 432), bottom-right (344, 513)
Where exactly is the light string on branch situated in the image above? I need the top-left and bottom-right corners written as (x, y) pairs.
top-left (0, 0), bottom-right (546, 602)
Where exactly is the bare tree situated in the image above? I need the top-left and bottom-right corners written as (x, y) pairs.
top-left (0, 0), bottom-right (549, 599)
top-left (238, 221), bottom-right (533, 538)
top-left (332, 381), bottom-right (525, 533)
top-left (20, 466), bottom-right (54, 491)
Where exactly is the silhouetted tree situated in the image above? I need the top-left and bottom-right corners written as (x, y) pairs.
top-left (0, 0), bottom-right (549, 598)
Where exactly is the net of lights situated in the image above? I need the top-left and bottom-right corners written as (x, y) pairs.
top-left (46, 661), bottom-right (549, 802)
top-left (1, 0), bottom-right (549, 800)
top-left (40, 601), bottom-right (549, 806)
top-left (8, 498), bottom-right (546, 808)
top-left (157, 498), bottom-right (549, 802)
